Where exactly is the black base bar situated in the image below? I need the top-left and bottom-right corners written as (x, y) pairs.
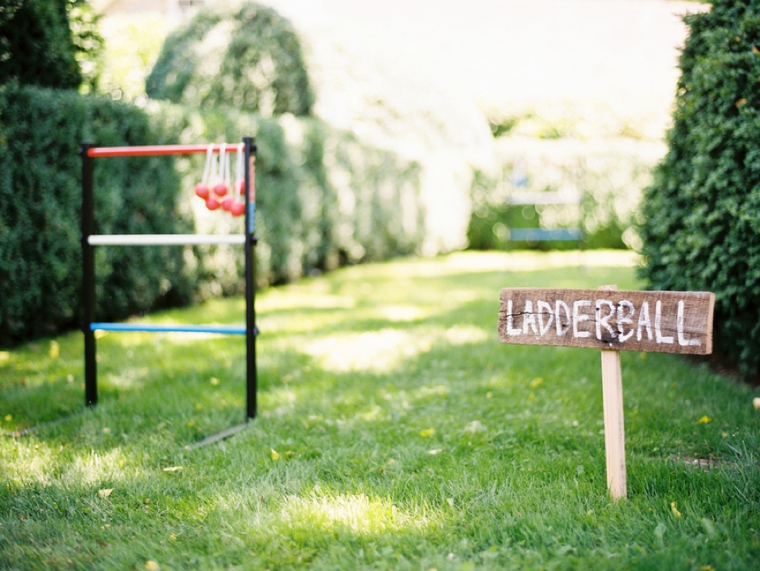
top-left (184, 423), bottom-right (249, 450)
top-left (4, 414), bottom-right (82, 438)
top-left (80, 137), bottom-right (258, 422)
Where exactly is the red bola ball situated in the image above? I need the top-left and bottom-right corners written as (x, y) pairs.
top-left (213, 182), bottom-right (228, 197)
top-left (238, 180), bottom-right (246, 195)
top-left (221, 197), bottom-right (234, 211)
top-left (230, 202), bottom-right (245, 217)
top-left (195, 183), bottom-right (210, 199)
top-left (205, 197), bottom-right (221, 210)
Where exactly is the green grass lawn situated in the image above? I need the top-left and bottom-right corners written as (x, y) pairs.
top-left (1, 250), bottom-right (759, 570)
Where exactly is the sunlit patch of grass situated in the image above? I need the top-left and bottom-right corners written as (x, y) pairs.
top-left (281, 493), bottom-right (432, 536)
top-left (1, 251), bottom-right (759, 570)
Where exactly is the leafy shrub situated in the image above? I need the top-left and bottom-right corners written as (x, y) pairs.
top-left (146, 1), bottom-right (313, 117)
top-left (0, 0), bottom-right (81, 89)
top-left (0, 84), bottom-right (194, 345)
top-left (638, 0), bottom-right (760, 377)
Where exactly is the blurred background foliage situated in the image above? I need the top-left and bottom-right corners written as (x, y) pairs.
top-left (468, 137), bottom-right (665, 251)
top-left (0, 1), bottom-right (425, 344)
top-left (2, 0), bottom-right (733, 362)
top-left (146, 2), bottom-right (313, 117)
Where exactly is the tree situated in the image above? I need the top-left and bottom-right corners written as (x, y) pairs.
top-left (0, 0), bottom-right (102, 90)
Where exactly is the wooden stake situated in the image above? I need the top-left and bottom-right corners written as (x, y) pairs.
top-left (599, 285), bottom-right (626, 501)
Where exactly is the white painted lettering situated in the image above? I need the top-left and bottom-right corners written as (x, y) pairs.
top-left (506, 300), bottom-right (522, 335)
top-left (523, 300), bottom-right (538, 335)
top-left (637, 301), bottom-right (653, 341)
top-left (573, 300), bottom-right (591, 338)
top-left (556, 300), bottom-right (571, 337)
top-left (617, 300), bottom-right (635, 343)
top-left (537, 300), bottom-right (554, 336)
top-left (677, 300), bottom-right (701, 347)
top-left (655, 300), bottom-right (674, 344)
top-left (595, 299), bottom-right (617, 341)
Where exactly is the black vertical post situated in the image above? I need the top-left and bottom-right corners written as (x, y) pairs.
top-left (81, 142), bottom-right (97, 407)
top-left (243, 136), bottom-right (257, 419)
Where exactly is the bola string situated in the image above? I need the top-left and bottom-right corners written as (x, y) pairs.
top-left (202, 144), bottom-right (214, 186)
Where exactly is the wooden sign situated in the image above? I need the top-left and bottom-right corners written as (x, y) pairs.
top-left (499, 288), bottom-right (714, 355)
top-left (498, 286), bottom-right (715, 501)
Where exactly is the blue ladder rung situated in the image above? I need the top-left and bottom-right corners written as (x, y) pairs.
top-left (509, 228), bottom-right (582, 242)
top-left (90, 323), bottom-right (257, 335)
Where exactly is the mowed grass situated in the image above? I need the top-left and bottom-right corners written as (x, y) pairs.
top-left (1, 251), bottom-right (759, 571)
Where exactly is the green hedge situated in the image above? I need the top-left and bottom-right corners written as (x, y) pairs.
top-left (145, 1), bottom-right (313, 116)
top-left (638, 0), bottom-right (760, 377)
top-left (0, 84), bottom-right (194, 345)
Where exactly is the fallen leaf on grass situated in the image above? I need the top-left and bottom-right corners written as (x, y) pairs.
top-left (428, 449), bottom-right (444, 455)
top-left (670, 501), bottom-right (682, 518)
top-left (271, 449), bottom-right (280, 460)
top-left (420, 428), bottom-right (436, 437)
top-left (98, 489), bottom-right (113, 498)
top-left (162, 466), bottom-right (183, 472)
top-left (697, 415), bottom-right (711, 424)
top-left (145, 561), bottom-right (160, 571)
top-left (529, 377), bottom-right (543, 389)
top-left (752, 397), bottom-right (760, 410)
top-left (4, 414), bottom-right (11, 422)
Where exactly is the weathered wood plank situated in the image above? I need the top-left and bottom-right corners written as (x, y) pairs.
top-left (498, 288), bottom-right (714, 355)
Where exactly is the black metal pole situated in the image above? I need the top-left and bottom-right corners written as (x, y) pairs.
top-left (243, 136), bottom-right (257, 420)
top-left (80, 142), bottom-right (97, 407)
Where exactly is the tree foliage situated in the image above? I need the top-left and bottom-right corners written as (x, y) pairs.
top-left (146, 1), bottom-right (314, 117)
top-left (0, 0), bottom-right (102, 90)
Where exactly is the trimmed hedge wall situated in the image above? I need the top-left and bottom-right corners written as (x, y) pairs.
top-left (638, 0), bottom-right (760, 377)
top-left (0, 84), bottom-right (194, 345)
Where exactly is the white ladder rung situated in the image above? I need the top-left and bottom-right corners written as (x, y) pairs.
top-left (88, 234), bottom-right (246, 246)
top-left (508, 192), bottom-right (581, 205)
